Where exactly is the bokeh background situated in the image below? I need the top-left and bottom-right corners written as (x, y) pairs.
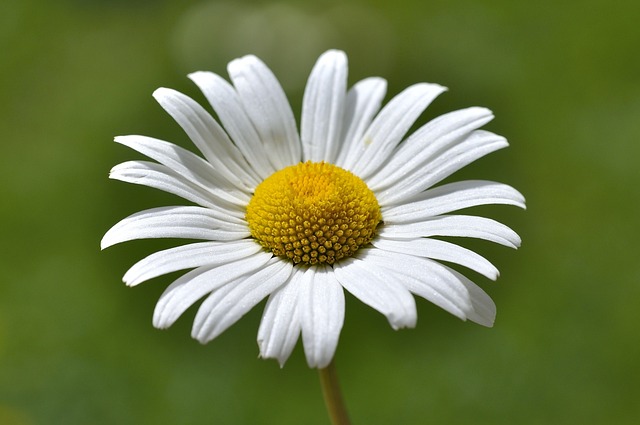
top-left (1, 0), bottom-right (639, 424)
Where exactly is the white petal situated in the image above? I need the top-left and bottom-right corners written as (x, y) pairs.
top-left (377, 130), bottom-right (509, 206)
top-left (228, 55), bottom-right (301, 169)
top-left (371, 237), bottom-right (499, 280)
top-left (192, 258), bottom-right (293, 343)
top-left (152, 251), bottom-right (273, 329)
top-left (344, 83), bottom-right (447, 178)
top-left (153, 88), bottom-right (260, 189)
top-left (448, 267), bottom-right (497, 326)
top-left (367, 107), bottom-right (493, 190)
top-left (333, 253), bottom-right (417, 329)
top-left (114, 135), bottom-right (250, 207)
top-left (382, 180), bottom-right (526, 222)
top-left (301, 50), bottom-right (347, 163)
top-left (109, 161), bottom-right (245, 217)
top-left (335, 77), bottom-right (387, 167)
top-left (378, 215), bottom-right (521, 248)
top-left (364, 249), bottom-right (495, 326)
top-left (257, 271), bottom-right (303, 367)
top-left (122, 240), bottom-right (263, 286)
top-left (101, 206), bottom-right (250, 249)
top-left (188, 71), bottom-right (276, 180)
top-left (299, 265), bottom-right (345, 369)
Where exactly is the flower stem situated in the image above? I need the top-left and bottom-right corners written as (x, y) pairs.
top-left (318, 359), bottom-right (351, 425)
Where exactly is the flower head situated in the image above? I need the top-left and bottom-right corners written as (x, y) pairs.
top-left (101, 50), bottom-right (524, 368)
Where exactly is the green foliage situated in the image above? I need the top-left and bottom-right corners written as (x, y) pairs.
top-left (1, 0), bottom-right (638, 423)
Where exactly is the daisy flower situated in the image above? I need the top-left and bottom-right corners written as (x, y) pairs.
top-left (101, 50), bottom-right (524, 369)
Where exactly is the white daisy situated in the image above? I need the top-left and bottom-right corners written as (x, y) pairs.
top-left (101, 50), bottom-right (524, 369)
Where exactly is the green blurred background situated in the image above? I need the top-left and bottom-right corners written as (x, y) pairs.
top-left (1, 0), bottom-right (638, 424)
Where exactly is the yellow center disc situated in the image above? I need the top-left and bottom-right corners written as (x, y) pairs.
top-left (246, 161), bottom-right (382, 265)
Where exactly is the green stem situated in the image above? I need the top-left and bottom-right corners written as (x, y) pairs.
top-left (318, 359), bottom-right (351, 425)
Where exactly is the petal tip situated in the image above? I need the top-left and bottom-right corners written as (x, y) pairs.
top-left (152, 309), bottom-right (171, 330)
top-left (151, 87), bottom-right (170, 99)
top-left (152, 87), bottom-right (182, 105)
top-left (100, 233), bottom-right (113, 250)
top-left (122, 273), bottom-right (138, 287)
top-left (467, 310), bottom-right (496, 328)
top-left (321, 49), bottom-right (347, 63)
top-left (512, 234), bottom-right (523, 249)
top-left (228, 54), bottom-right (260, 73)
top-left (416, 82), bottom-right (448, 95)
top-left (187, 70), bottom-right (207, 79)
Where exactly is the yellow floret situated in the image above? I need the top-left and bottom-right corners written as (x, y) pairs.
top-left (246, 161), bottom-right (381, 265)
